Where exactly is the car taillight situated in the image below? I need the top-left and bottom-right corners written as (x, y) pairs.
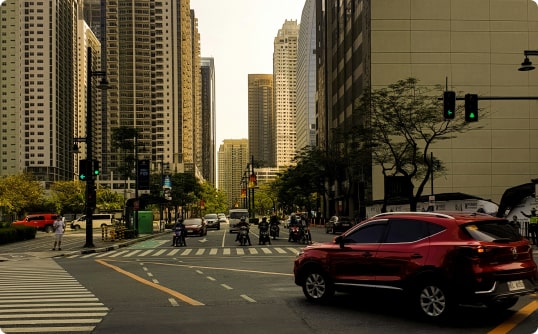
top-left (458, 245), bottom-right (491, 258)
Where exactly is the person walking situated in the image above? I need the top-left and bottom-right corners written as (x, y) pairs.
top-left (51, 216), bottom-right (65, 251)
top-left (521, 208), bottom-right (538, 246)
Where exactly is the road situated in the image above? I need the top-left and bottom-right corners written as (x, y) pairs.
top-left (0, 224), bottom-right (537, 334)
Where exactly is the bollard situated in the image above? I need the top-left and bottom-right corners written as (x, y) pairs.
top-left (109, 228), bottom-right (116, 241)
top-left (101, 226), bottom-right (108, 241)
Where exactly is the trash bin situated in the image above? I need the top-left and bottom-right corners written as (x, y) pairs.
top-left (137, 211), bottom-right (154, 234)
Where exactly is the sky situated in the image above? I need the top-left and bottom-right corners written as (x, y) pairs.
top-left (190, 0), bottom-right (306, 146)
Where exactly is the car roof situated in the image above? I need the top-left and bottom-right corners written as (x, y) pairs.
top-left (369, 211), bottom-right (504, 226)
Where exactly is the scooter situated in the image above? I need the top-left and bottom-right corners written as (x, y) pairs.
top-left (299, 227), bottom-right (312, 245)
top-left (288, 225), bottom-right (300, 242)
top-left (259, 227), bottom-right (271, 245)
top-left (238, 226), bottom-right (251, 246)
top-left (270, 224), bottom-right (279, 239)
top-left (172, 229), bottom-right (186, 247)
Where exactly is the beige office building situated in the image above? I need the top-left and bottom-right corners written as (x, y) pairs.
top-left (368, 0), bottom-right (538, 204)
top-left (248, 74), bottom-right (274, 167)
top-left (218, 139), bottom-right (249, 209)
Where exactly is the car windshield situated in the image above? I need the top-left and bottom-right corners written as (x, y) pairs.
top-left (204, 214), bottom-right (218, 219)
top-left (185, 219), bottom-right (202, 226)
top-left (230, 212), bottom-right (247, 219)
top-left (463, 220), bottom-right (522, 242)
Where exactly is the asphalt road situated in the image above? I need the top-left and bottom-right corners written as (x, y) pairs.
top-left (0, 225), bottom-right (537, 334)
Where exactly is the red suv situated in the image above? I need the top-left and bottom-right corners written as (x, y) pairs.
top-left (294, 211), bottom-right (538, 321)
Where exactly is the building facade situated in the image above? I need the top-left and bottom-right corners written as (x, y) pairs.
top-left (274, 20), bottom-right (299, 168)
top-left (316, 0), bottom-right (538, 217)
top-left (201, 57), bottom-right (216, 185)
top-left (0, 0), bottom-right (80, 185)
top-left (217, 139), bottom-right (249, 210)
top-left (248, 74), bottom-right (275, 167)
top-left (296, 0), bottom-right (317, 151)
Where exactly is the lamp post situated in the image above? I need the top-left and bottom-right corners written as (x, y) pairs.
top-left (519, 50), bottom-right (538, 71)
top-left (134, 135), bottom-right (139, 237)
top-left (84, 46), bottom-right (108, 248)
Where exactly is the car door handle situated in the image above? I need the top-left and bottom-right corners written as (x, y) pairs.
top-left (411, 253), bottom-right (423, 259)
top-left (362, 252), bottom-right (373, 257)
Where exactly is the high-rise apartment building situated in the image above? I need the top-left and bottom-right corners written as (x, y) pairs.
top-left (0, 0), bottom-right (80, 184)
top-left (248, 74), bottom-right (274, 167)
top-left (274, 20), bottom-right (299, 167)
top-left (296, 0), bottom-right (317, 151)
top-left (218, 139), bottom-right (249, 209)
top-left (201, 57), bottom-right (216, 185)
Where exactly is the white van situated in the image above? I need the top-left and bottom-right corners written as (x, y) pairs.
top-left (70, 214), bottom-right (116, 230)
top-left (228, 209), bottom-right (249, 233)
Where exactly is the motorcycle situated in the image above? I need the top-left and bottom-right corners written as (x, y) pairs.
top-left (238, 226), bottom-right (251, 246)
top-left (299, 227), bottom-right (312, 245)
top-left (172, 228), bottom-right (186, 247)
top-left (270, 224), bottom-right (279, 239)
top-left (288, 225), bottom-right (300, 242)
top-left (258, 227), bottom-right (271, 245)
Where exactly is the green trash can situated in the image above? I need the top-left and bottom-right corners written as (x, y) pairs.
top-left (137, 211), bottom-right (154, 234)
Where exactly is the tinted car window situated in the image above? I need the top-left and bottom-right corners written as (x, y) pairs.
top-left (185, 219), bottom-right (203, 225)
top-left (344, 221), bottom-right (387, 244)
top-left (230, 212), bottom-right (247, 219)
top-left (385, 219), bottom-right (428, 243)
top-left (463, 220), bottom-right (522, 242)
top-left (204, 214), bottom-right (218, 219)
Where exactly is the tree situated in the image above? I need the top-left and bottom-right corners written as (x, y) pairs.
top-left (0, 173), bottom-right (44, 220)
top-left (50, 181), bottom-right (85, 214)
top-left (96, 187), bottom-right (124, 212)
top-left (354, 77), bottom-right (477, 211)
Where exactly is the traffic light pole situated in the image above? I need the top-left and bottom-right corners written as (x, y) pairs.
top-left (84, 47), bottom-right (107, 248)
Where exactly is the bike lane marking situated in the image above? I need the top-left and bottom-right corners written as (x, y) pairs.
top-left (95, 259), bottom-right (204, 306)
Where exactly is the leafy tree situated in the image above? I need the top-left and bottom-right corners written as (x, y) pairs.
top-left (354, 77), bottom-right (476, 211)
top-left (199, 183), bottom-right (227, 214)
top-left (0, 173), bottom-right (44, 220)
top-left (50, 180), bottom-right (85, 214)
top-left (96, 187), bottom-right (124, 212)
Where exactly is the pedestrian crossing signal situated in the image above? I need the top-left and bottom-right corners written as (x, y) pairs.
top-left (443, 91), bottom-right (456, 119)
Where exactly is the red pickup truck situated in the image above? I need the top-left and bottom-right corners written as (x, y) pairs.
top-left (12, 213), bottom-right (59, 233)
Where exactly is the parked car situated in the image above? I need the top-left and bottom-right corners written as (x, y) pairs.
top-left (12, 213), bottom-right (59, 233)
top-left (70, 213), bottom-right (118, 230)
top-left (325, 216), bottom-right (355, 234)
top-left (203, 213), bottom-right (220, 230)
top-left (294, 211), bottom-right (538, 321)
top-left (183, 218), bottom-right (207, 236)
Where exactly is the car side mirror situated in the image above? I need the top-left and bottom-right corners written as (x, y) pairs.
top-left (335, 235), bottom-right (345, 248)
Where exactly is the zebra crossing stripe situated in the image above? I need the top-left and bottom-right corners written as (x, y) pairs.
top-left (63, 247), bottom-right (302, 258)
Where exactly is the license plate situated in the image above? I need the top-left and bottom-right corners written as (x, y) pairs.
top-left (507, 280), bottom-right (525, 291)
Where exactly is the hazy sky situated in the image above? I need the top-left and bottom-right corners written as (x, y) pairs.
top-left (190, 0), bottom-right (306, 146)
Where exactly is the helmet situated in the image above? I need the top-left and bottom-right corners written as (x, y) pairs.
top-left (240, 216), bottom-right (246, 222)
top-left (262, 216), bottom-right (267, 221)
top-left (176, 217), bottom-right (183, 223)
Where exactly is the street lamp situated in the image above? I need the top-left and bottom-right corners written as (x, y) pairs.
top-left (518, 50), bottom-right (538, 71)
top-left (84, 46), bottom-right (108, 248)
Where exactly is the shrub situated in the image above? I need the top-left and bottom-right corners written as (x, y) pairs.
top-left (0, 225), bottom-right (36, 245)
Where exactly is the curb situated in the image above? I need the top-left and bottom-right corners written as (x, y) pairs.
top-left (78, 232), bottom-right (167, 255)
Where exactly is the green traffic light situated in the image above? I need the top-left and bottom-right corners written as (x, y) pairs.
top-left (79, 174), bottom-right (86, 180)
top-left (94, 170), bottom-right (100, 176)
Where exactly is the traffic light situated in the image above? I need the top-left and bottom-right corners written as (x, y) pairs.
top-left (465, 93), bottom-right (478, 122)
top-left (92, 159), bottom-right (100, 176)
top-left (443, 91), bottom-right (456, 119)
top-left (86, 187), bottom-right (96, 208)
top-left (79, 159), bottom-right (89, 181)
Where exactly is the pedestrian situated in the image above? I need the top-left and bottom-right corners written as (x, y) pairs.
top-left (521, 208), bottom-right (538, 246)
top-left (509, 215), bottom-right (521, 236)
top-left (51, 215), bottom-right (65, 251)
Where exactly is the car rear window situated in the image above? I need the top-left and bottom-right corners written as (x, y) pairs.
top-left (230, 212), bottom-right (248, 219)
top-left (463, 220), bottom-right (522, 242)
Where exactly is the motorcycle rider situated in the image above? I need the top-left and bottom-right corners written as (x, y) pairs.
top-left (269, 214), bottom-right (280, 238)
top-left (258, 216), bottom-right (271, 245)
top-left (235, 216), bottom-right (252, 246)
top-left (288, 213), bottom-right (299, 242)
top-left (172, 218), bottom-right (186, 247)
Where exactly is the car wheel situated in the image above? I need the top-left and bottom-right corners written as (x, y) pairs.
top-left (411, 280), bottom-right (453, 321)
top-left (485, 297), bottom-right (518, 311)
top-left (302, 269), bottom-right (334, 303)
top-left (44, 225), bottom-right (54, 233)
top-left (73, 225), bottom-right (80, 230)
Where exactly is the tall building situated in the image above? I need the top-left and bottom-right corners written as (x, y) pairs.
top-left (201, 57), bottom-right (216, 185)
top-left (296, 0), bottom-right (317, 151)
top-left (218, 139), bottom-right (249, 209)
top-left (274, 20), bottom-right (299, 167)
top-left (103, 0), bottom-right (202, 188)
top-left (248, 74), bottom-right (275, 167)
top-left (0, 0), bottom-right (80, 185)
top-left (315, 0), bottom-right (538, 216)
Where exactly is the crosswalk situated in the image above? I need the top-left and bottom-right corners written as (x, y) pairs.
top-left (66, 246), bottom-right (302, 259)
top-left (0, 258), bottom-right (108, 334)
